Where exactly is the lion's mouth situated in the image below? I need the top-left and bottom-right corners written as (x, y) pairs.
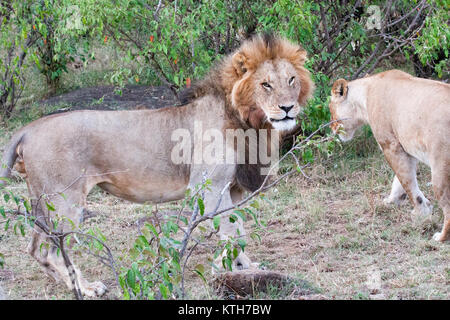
top-left (270, 116), bottom-right (294, 122)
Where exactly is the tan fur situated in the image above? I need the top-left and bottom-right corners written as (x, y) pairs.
top-left (0, 34), bottom-right (314, 296)
top-left (328, 70), bottom-right (450, 242)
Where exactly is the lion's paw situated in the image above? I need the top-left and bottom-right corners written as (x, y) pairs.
top-left (211, 252), bottom-right (258, 274)
top-left (249, 262), bottom-right (260, 270)
top-left (81, 281), bottom-right (107, 297)
top-left (383, 194), bottom-right (407, 206)
top-left (411, 200), bottom-right (432, 217)
top-left (234, 252), bottom-right (253, 270)
top-left (432, 232), bottom-right (443, 242)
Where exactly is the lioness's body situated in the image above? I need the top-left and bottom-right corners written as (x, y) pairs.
top-left (1, 34), bottom-right (314, 297)
top-left (329, 70), bottom-right (450, 242)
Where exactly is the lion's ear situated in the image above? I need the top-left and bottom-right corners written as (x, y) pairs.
top-left (331, 79), bottom-right (348, 98)
top-left (232, 52), bottom-right (248, 77)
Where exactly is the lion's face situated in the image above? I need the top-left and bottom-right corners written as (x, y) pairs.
top-left (227, 35), bottom-right (314, 132)
top-left (251, 59), bottom-right (301, 131)
top-left (328, 79), bottom-right (362, 142)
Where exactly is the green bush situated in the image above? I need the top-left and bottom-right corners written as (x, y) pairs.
top-left (2, 1), bottom-right (448, 128)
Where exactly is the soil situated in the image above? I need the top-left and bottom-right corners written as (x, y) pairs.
top-left (40, 85), bottom-right (180, 113)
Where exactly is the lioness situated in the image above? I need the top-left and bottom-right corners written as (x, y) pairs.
top-left (328, 70), bottom-right (449, 242)
top-left (0, 34), bottom-right (314, 297)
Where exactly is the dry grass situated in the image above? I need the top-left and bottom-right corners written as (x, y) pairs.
top-left (0, 130), bottom-right (448, 300)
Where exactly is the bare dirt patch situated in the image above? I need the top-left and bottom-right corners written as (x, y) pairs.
top-left (40, 85), bottom-right (179, 113)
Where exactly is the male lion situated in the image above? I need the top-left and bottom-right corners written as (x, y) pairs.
top-left (328, 70), bottom-right (449, 242)
top-left (0, 34), bottom-right (314, 297)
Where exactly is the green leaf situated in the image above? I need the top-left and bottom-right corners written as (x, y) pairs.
top-left (127, 269), bottom-right (136, 289)
top-left (159, 283), bottom-right (169, 299)
top-left (19, 223), bottom-right (25, 236)
top-left (135, 235), bottom-right (149, 248)
top-left (237, 238), bottom-right (246, 252)
top-left (145, 223), bottom-right (159, 237)
top-left (193, 266), bottom-right (207, 283)
top-left (194, 263), bottom-right (205, 274)
top-left (213, 215), bottom-right (220, 230)
top-left (23, 199), bottom-right (32, 213)
top-left (45, 202), bottom-right (56, 212)
top-left (233, 209), bottom-right (246, 222)
top-left (250, 231), bottom-right (261, 243)
top-left (197, 197), bottom-right (205, 216)
top-left (250, 200), bottom-right (260, 209)
top-left (179, 215), bottom-right (188, 225)
top-left (66, 234), bottom-right (72, 247)
top-left (222, 257), bottom-right (232, 271)
top-left (119, 275), bottom-right (130, 300)
top-left (232, 247), bottom-right (238, 259)
top-left (4, 219), bottom-right (10, 231)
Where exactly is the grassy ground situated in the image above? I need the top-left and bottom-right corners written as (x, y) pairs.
top-left (0, 51), bottom-right (448, 300)
top-left (0, 122), bottom-right (448, 300)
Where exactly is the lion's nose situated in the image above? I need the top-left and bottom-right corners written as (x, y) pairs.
top-left (279, 105), bottom-right (294, 113)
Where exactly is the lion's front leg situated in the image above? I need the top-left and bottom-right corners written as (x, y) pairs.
top-left (212, 206), bottom-right (259, 272)
top-left (188, 165), bottom-right (258, 273)
top-left (202, 186), bottom-right (257, 273)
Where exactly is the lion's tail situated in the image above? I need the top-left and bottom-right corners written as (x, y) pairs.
top-left (0, 130), bottom-right (25, 186)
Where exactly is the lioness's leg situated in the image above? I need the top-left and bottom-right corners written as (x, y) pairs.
top-left (430, 162), bottom-right (450, 242)
top-left (382, 143), bottom-right (432, 216)
top-left (383, 175), bottom-right (408, 206)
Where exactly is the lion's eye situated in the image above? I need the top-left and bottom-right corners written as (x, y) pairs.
top-left (261, 82), bottom-right (272, 90)
top-left (288, 76), bottom-right (295, 86)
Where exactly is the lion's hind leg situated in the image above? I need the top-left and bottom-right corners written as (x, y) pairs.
top-left (26, 178), bottom-right (107, 297)
top-left (27, 224), bottom-right (107, 297)
top-left (27, 196), bottom-right (107, 297)
top-left (27, 229), bottom-right (63, 282)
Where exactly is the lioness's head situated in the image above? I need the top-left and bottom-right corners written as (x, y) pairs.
top-left (328, 79), bottom-right (364, 142)
top-left (180, 34), bottom-right (314, 132)
top-left (228, 34), bottom-right (314, 131)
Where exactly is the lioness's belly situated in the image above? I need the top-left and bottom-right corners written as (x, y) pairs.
top-left (406, 148), bottom-right (429, 166)
top-left (399, 139), bottom-right (430, 166)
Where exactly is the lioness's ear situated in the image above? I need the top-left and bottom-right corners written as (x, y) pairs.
top-left (296, 49), bottom-right (307, 65)
top-left (332, 79), bottom-right (348, 98)
top-left (232, 52), bottom-right (248, 77)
